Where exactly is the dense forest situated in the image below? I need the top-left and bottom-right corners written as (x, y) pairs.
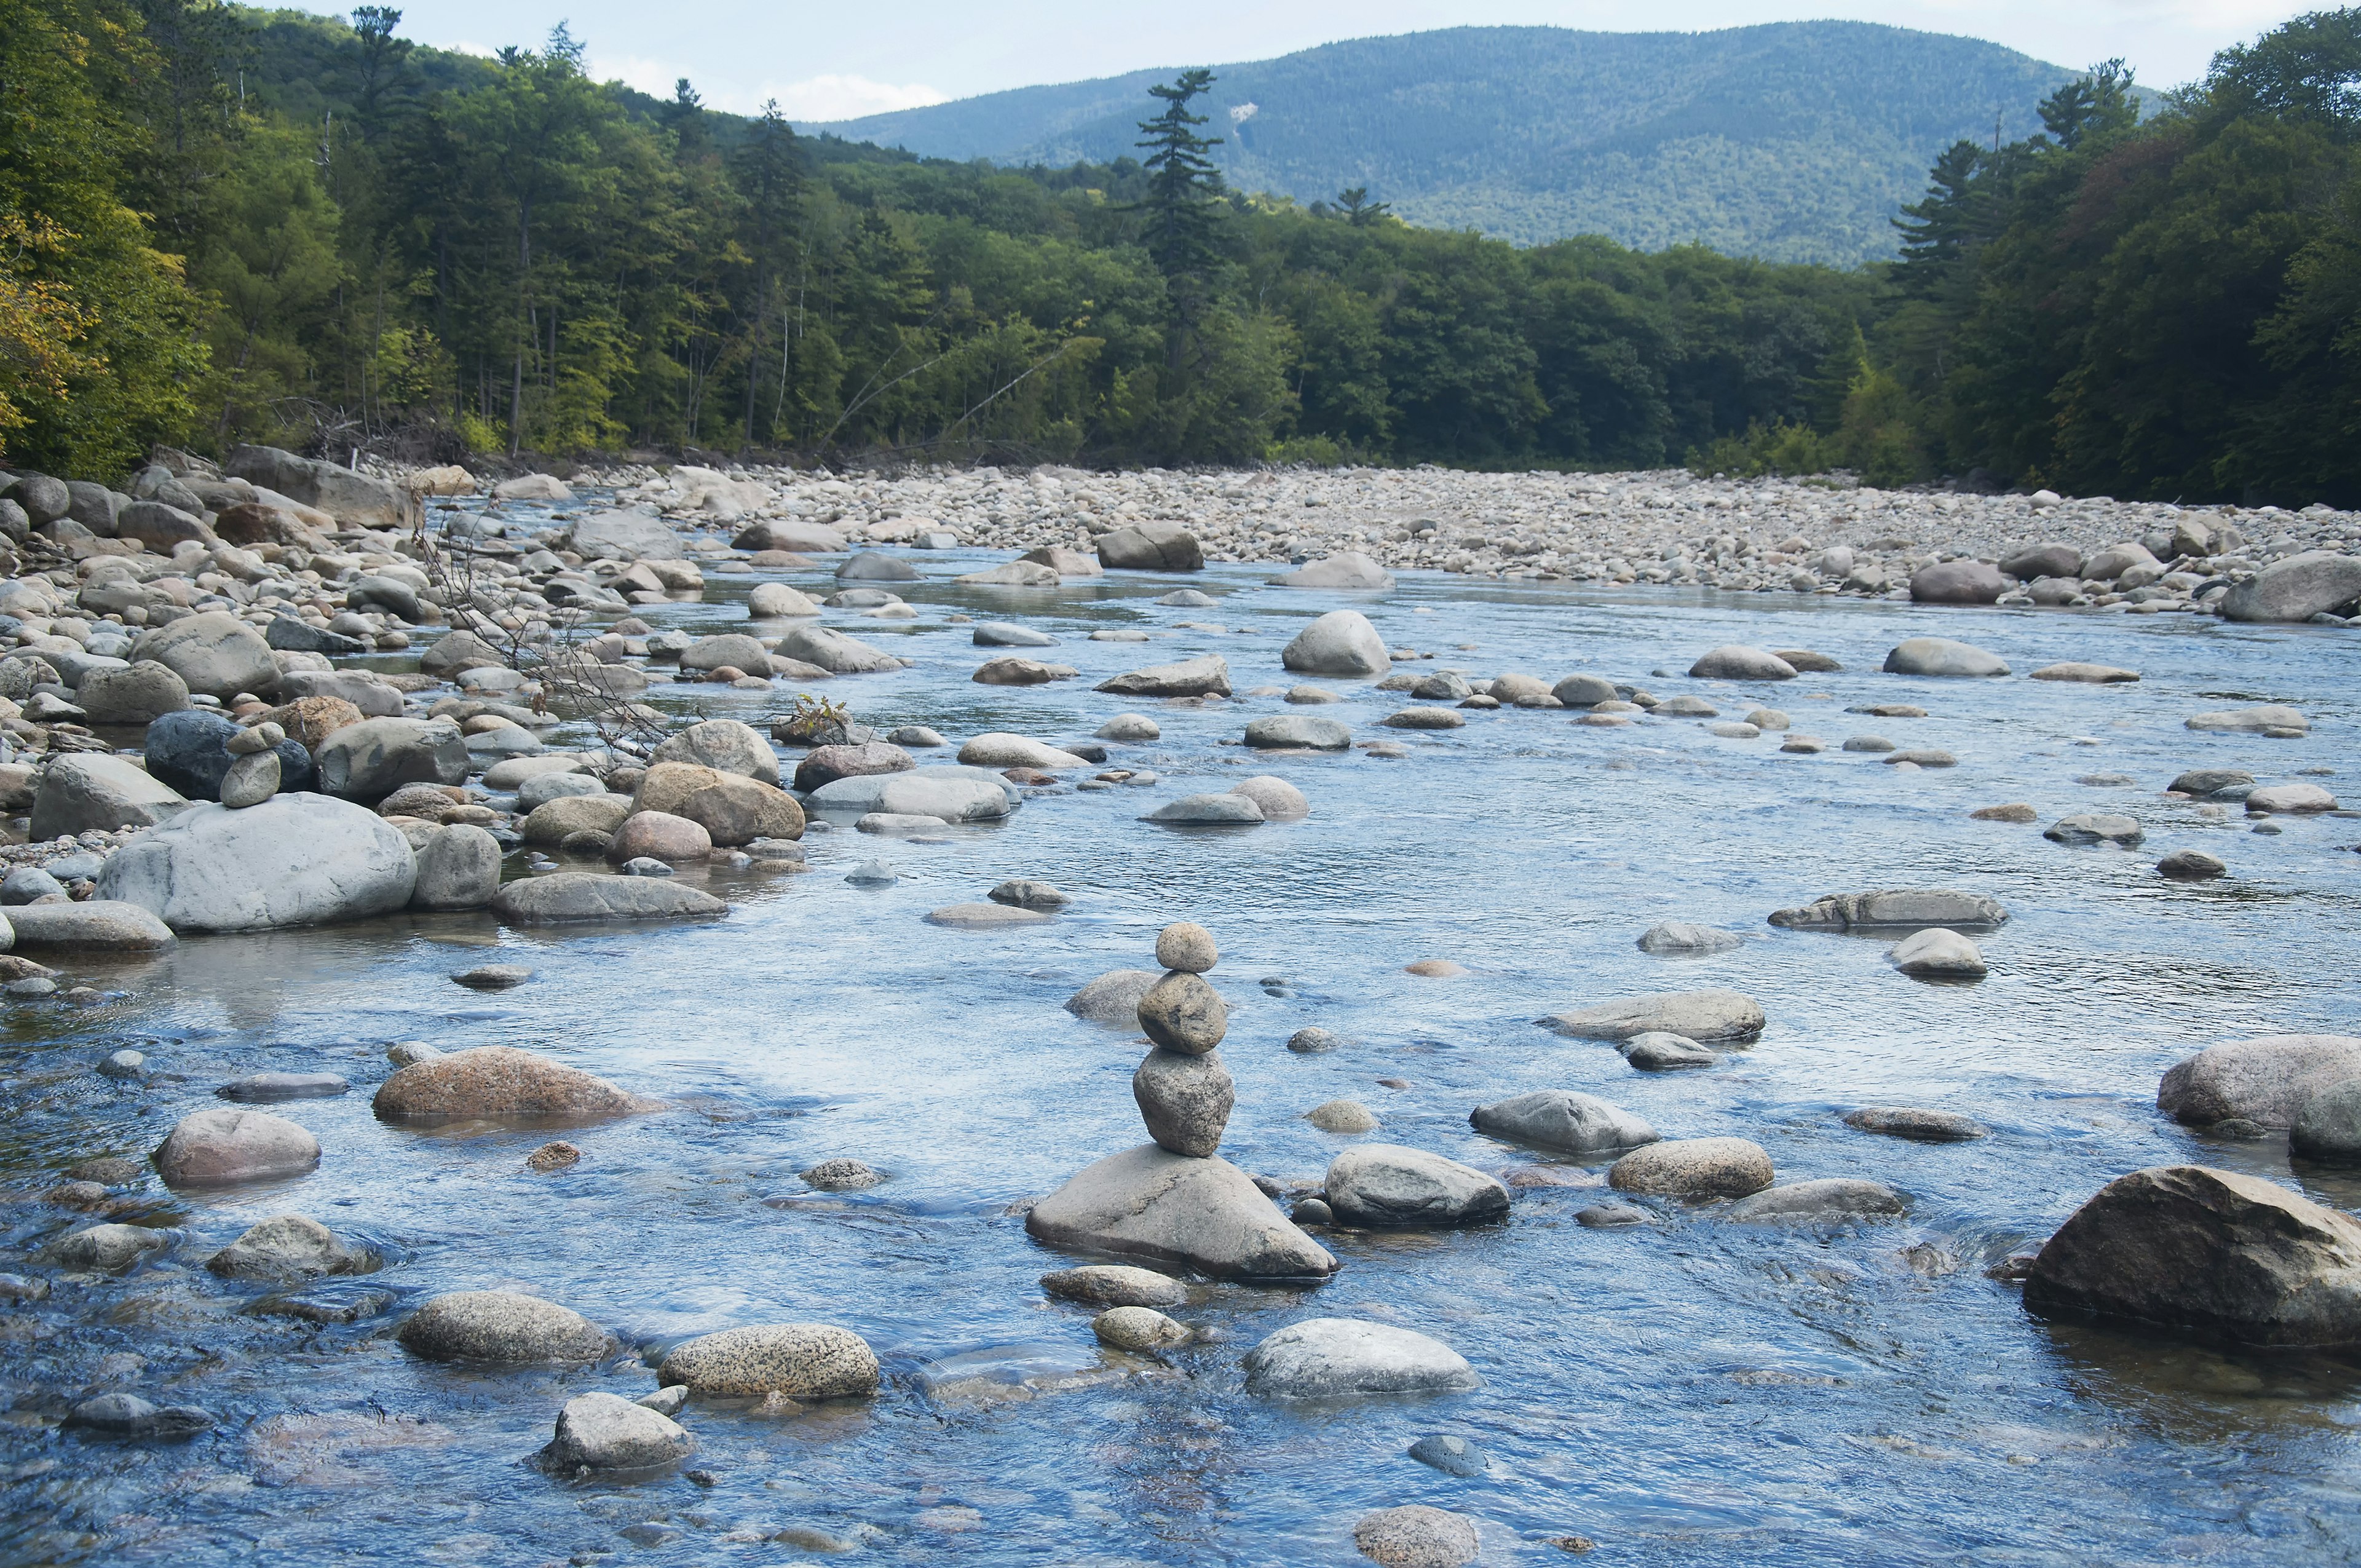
top-left (4, 3), bottom-right (2361, 506)
top-left (817, 23), bottom-right (2074, 265)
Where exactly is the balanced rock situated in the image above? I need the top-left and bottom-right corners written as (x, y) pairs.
top-left (98, 794), bottom-right (417, 932)
top-left (1137, 970), bottom-right (1228, 1053)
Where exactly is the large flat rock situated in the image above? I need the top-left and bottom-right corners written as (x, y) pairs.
top-left (1025, 1144), bottom-right (1337, 1280)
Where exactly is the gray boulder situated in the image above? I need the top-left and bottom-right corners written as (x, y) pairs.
top-left (490, 873), bottom-right (726, 924)
top-left (1355, 1507), bottom-right (1480, 1568)
top-left (1688, 645), bottom-right (1797, 679)
top-left (1887, 927), bottom-right (1988, 977)
top-left (564, 509), bottom-right (684, 561)
top-left (2156, 1034), bottom-right (2361, 1128)
top-left (316, 718), bottom-right (469, 800)
top-left (226, 445), bottom-right (416, 529)
top-left (1096, 654), bottom-right (1232, 698)
top-left (2024, 1165), bottom-right (2361, 1345)
top-left (1637, 922), bottom-right (1743, 956)
top-left (1540, 988), bottom-right (1765, 1043)
top-left (6, 901), bottom-right (174, 950)
top-left (1608, 1136), bottom-right (1774, 1198)
top-left (1280, 610), bottom-right (1390, 677)
top-left (679, 633), bottom-right (769, 674)
top-left (836, 550), bottom-right (920, 582)
top-left (152, 1106), bottom-right (319, 1185)
top-left (1040, 1264), bottom-right (1188, 1307)
top-left (2045, 812), bottom-right (2145, 847)
top-left (1024, 1144), bottom-right (1337, 1279)
top-left (1726, 1178), bottom-right (1910, 1222)
top-left (1623, 1031), bottom-right (1717, 1070)
top-left (1244, 714), bottom-right (1351, 750)
top-left (2292, 1082), bottom-right (2361, 1163)
top-left (29, 754), bottom-right (187, 838)
top-left (129, 611), bottom-right (279, 699)
top-left (1882, 638), bottom-right (2010, 677)
top-left (76, 661), bottom-right (189, 724)
top-left (113, 500), bottom-right (212, 552)
top-left (542, 1392), bottom-right (693, 1473)
top-left (1065, 968), bottom-right (1160, 1024)
top-left (1768, 889), bottom-right (2008, 930)
top-left (397, 1290), bottom-right (614, 1363)
top-left (775, 625), bottom-right (903, 674)
top-left (1271, 551), bottom-right (1393, 589)
top-left (1241, 1318), bottom-right (1479, 1398)
top-left (1097, 520), bottom-right (1203, 571)
top-left (1552, 673), bottom-right (1618, 707)
top-left (2220, 551), bottom-right (2361, 623)
top-left (1469, 1090), bottom-right (1656, 1154)
top-left (411, 823), bottom-right (501, 910)
top-left (50, 1223), bottom-right (169, 1271)
top-left (205, 1214), bottom-right (365, 1281)
top-left (98, 794), bottom-right (416, 932)
top-left (805, 768), bottom-right (1014, 822)
top-left (266, 670), bottom-right (405, 717)
top-left (1324, 1145), bottom-right (1510, 1227)
top-left (2002, 542), bottom-right (2082, 580)
top-left (1145, 793), bottom-right (1265, 825)
top-left (1910, 560), bottom-right (2009, 604)
top-left (648, 718), bottom-right (781, 786)
top-left (1134, 1047), bottom-right (1234, 1156)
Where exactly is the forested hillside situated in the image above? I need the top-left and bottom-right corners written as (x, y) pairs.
top-left (4, 4), bottom-right (2361, 507)
top-left (813, 24), bottom-right (2077, 266)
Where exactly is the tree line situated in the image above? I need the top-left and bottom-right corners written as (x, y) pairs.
top-left (4, 2), bottom-right (2360, 505)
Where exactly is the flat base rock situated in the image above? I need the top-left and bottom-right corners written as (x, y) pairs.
top-left (490, 873), bottom-right (726, 924)
top-left (1025, 1144), bottom-right (1337, 1280)
top-left (924, 902), bottom-right (1053, 929)
top-left (1540, 988), bottom-right (1765, 1043)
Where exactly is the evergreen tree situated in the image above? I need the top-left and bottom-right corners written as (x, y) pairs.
top-left (1134, 69), bottom-right (1225, 352)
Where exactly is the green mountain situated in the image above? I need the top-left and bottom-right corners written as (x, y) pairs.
top-left (811, 22), bottom-right (2077, 266)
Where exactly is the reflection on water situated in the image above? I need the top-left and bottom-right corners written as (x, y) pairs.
top-left (1, 551), bottom-right (2357, 1563)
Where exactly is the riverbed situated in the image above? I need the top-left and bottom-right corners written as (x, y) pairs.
top-left (3, 534), bottom-right (2357, 1565)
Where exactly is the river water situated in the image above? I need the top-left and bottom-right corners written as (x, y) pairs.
top-left (2, 525), bottom-right (2358, 1565)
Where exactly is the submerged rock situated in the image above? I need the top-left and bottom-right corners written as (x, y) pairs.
top-left (1024, 1144), bottom-right (1338, 1279)
top-left (1324, 1145), bottom-right (1510, 1227)
top-left (205, 1214), bottom-right (365, 1281)
top-left (1768, 889), bottom-right (2008, 930)
top-left (374, 1045), bottom-right (658, 1123)
top-left (657, 1324), bottom-right (881, 1399)
top-left (1883, 637), bottom-right (2009, 677)
top-left (1406, 1433), bottom-right (1487, 1477)
top-left (398, 1290), bottom-right (614, 1363)
top-left (1844, 1106), bottom-right (1988, 1142)
top-left (1241, 1318), bottom-right (1479, 1398)
top-left (2024, 1165), bottom-right (2361, 1345)
top-left (1726, 1178), bottom-right (1910, 1222)
top-left (1540, 988), bottom-right (1765, 1043)
top-left (1064, 968), bottom-right (1160, 1024)
top-left (1040, 1264), bottom-right (1187, 1308)
top-left (1469, 1089), bottom-right (1657, 1153)
top-left (1636, 921), bottom-right (1743, 956)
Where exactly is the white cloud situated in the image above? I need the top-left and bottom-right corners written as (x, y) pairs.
top-left (587, 52), bottom-right (692, 100)
top-left (750, 74), bottom-right (952, 122)
top-left (438, 40), bottom-right (496, 58)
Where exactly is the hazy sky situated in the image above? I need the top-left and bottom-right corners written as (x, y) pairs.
top-left (384, 1), bottom-right (2317, 120)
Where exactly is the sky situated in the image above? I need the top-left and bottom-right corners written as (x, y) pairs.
top-left (385, 0), bottom-right (2320, 121)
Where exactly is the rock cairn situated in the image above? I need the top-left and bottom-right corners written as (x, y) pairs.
top-left (1131, 922), bottom-right (1234, 1158)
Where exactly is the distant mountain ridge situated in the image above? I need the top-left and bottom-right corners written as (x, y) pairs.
top-left (809, 22), bottom-right (2077, 266)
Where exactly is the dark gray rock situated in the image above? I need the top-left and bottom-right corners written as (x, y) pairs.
top-left (1324, 1144), bottom-right (1510, 1227)
top-left (1470, 1090), bottom-right (1658, 1152)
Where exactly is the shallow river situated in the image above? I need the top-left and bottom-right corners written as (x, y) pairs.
top-left (4, 529), bottom-right (2359, 1566)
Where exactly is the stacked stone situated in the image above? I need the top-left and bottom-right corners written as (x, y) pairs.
top-left (1131, 922), bottom-right (1233, 1158)
top-left (220, 721), bottom-right (284, 808)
